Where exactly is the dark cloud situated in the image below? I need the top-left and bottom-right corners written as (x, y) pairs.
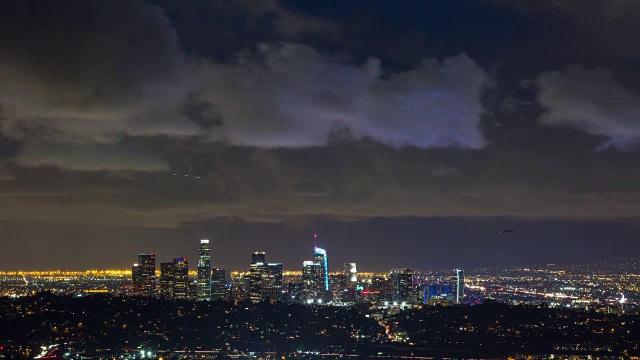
top-left (536, 65), bottom-right (640, 147)
top-left (181, 95), bottom-right (224, 130)
top-left (494, 0), bottom-right (640, 59)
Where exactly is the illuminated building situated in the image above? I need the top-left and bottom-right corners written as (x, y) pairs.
top-left (131, 264), bottom-right (142, 295)
top-left (172, 257), bottom-right (189, 299)
top-left (211, 268), bottom-right (230, 301)
top-left (131, 253), bottom-right (155, 297)
top-left (302, 260), bottom-right (318, 300)
top-left (391, 268), bottom-right (413, 303)
top-left (314, 247), bottom-right (329, 292)
top-left (160, 262), bottom-right (174, 299)
top-left (454, 268), bottom-right (465, 303)
top-left (344, 262), bottom-right (357, 283)
top-left (197, 239), bottom-right (212, 301)
top-left (262, 263), bottom-right (283, 301)
top-left (249, 252), bottom-right (283, 302)
top-left (301, 247), bottom-right (330, 301)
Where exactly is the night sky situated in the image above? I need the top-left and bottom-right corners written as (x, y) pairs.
top-left (0, 0), bottom-right (639, 271)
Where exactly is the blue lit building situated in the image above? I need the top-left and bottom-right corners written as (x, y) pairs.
top-left (314, 247), bottom-right (329, 292)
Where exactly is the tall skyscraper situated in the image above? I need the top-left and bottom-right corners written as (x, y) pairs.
top-left (302, 260), bottom-right (318, 300)
top-left (197, 239), bottom-right (212, 301)
top-left (391, 268), bottom-right (413, 303)
top-left (160, 262), bottom-right (174, 299)
top-left (211, 268), bottom-right (231, 301)
top-left (131, 253), bottom-right (155, 297)
top-left (314, 247), bottom-right (329, 292)
top-left (344, 263), bottom-right (357, 283)
top-left (131, 263), bottom-right (142, 295)
top-left (454, 268), bottom-right (465, 303)
top-left (249, 252), bottom-right (283, 302)
top-left (172, 257), bottom-right (189, 299)
top-left (302, 247), bottom-right (330, 301)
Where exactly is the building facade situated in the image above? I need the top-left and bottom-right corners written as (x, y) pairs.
top-left (197, 239), bottom-right (212, 301)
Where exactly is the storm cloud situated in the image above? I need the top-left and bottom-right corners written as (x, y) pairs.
top-left (0, 0), bottom-right (638, 268)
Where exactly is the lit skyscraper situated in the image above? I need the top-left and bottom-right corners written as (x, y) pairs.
top-left (302, 246), bottom-right (330, 301)
top-left (172, 257), bottom-right (189, 299)
top-left (131, 263), bottom-right (142, 295)
top-left (211, 268), bottom-right (231, 301)
top-left (160, 262), bottom-right (174, 299)
top-left (344, 263), bottom-right (357, 283)
top-left (249, 252), bottom-right (283, 302)
top-left (391, 268), bottom-right (413, 303)
top-left (314, 247), bottom-right (329, 292)
top-left (454, 268), bottom-right (465, 303)
top-left (302, 260), bottom-right (318, 300)
top-left (197, 239), bottom-right (212, 301)
top-left (131, 253), bottom-right (155, 297)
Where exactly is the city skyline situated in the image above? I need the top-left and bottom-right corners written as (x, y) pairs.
top-left (1, 1), bottom-right (639, 271)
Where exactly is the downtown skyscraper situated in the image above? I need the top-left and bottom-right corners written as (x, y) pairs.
top-left (131, 253), bottom-right (156, 297)
top-left (249, 251), bottom-right (283, 302)
top-left (197, 239), bottom-right (212, 301)
top-left (302, 245), bottom-right (330, 301)
top-left (454, 268), bottom-right (465, 303)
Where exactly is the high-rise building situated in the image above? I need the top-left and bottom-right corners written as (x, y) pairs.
top-left (265, 262), bottom-right (283, 300)
top-left (454, 269), bottom-right (465, 303)
top-left (131, 263), bottom-right (142, 295)
top-left (211, 268), bottom-right (231, 301)
top-left (344, 263), bottom-right (357, 283)
top-left (314, 247), bottom-right (329, 292)
top-left (249, 252), bottom-right (283, 302)
top-left (391, 268), bottom-right (413, 303)
top-left (131, 253), bottom-right (155, 297)
top-left (160, 262), bottom-right (174, 299)
top-left (172, 257), bottom-right (189, 299)
top-left (302, 260), bottom-right (318, 300)
top-left (197, 239), bottom-right (212, 301)
top-left (249, 251), bottom-right (268, 303)
top-left (139, 253), bottom-right (156, 296)
top-left (301, 247), bottom-right (330, 301)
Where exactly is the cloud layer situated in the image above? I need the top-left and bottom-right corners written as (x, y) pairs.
top-left (537, 65), bottom-right (640, 146)
top-left (0, 0), bottom-right (488, 150)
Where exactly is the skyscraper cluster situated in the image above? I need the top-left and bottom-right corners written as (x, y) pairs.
top-left (130, 238), bottom-right (465, 306)
top-left (131, 239), bottom-right (231, 301)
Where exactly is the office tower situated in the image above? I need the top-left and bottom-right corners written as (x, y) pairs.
top-left (331, 273), bottom-right (347, 302)
top-left (344, 263), bottom-right (357, 283)
top-left (172, 257), bottom-right (189, 299)
top-left (160, 262), bottom-right (174, 299)
top-left (197, 239), bottom-right (212, 301)
top-left (137, 253), bottom-right (156, 297)
top-left (249, 251), bottom-right (268, 302)
top-left (211, 268), bottom-right (231, 301)
top-left (391, 268), bottom-right (413, 303)
top-left (314, 247), bottom-right (329, 292)
top-left (131, 263), bottom-right (142, 295)
top-left (249, 251), bottom-right (283, 302)
top-left (302, 260), bottom-right (318, 300)
top-left (454, 268), bottom-right (465, 303)
top-left (263, 262), bottom-right (283, 301)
